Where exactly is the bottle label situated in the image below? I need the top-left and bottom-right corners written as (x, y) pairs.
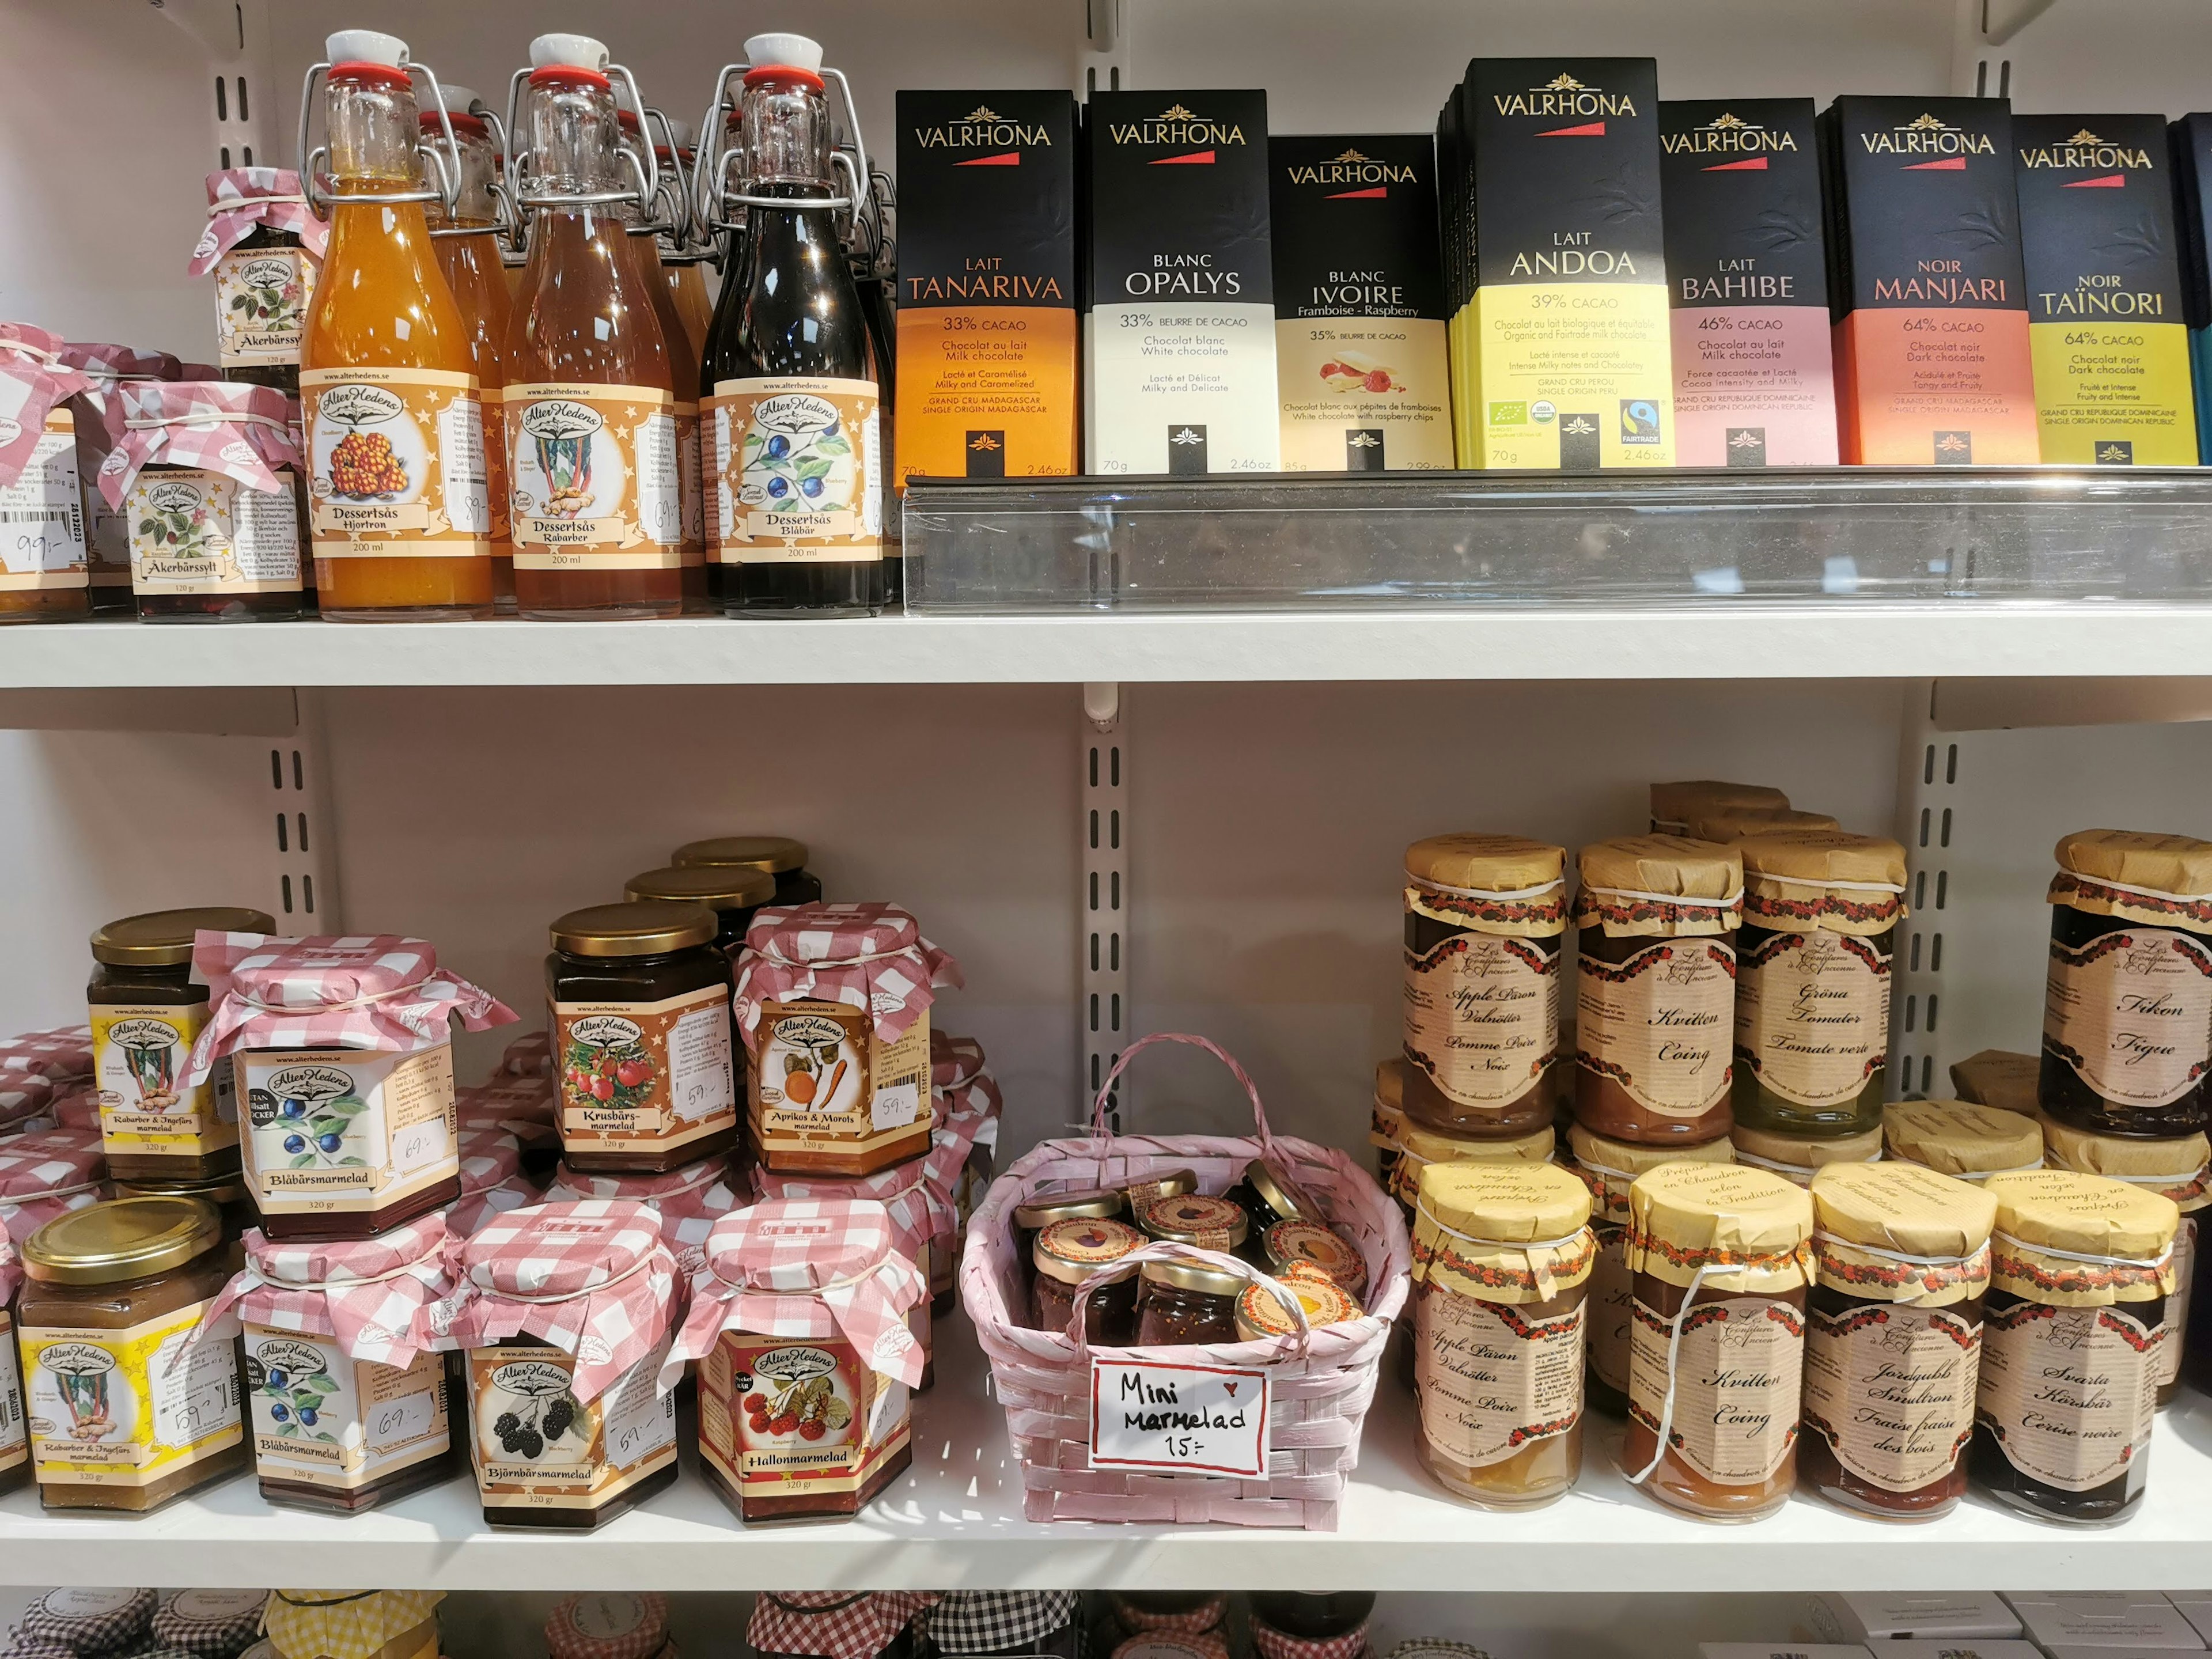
top-left (1628, 1293), bottom-right (1804, 1485)
top-left (1403, 931), bottom-right (1559, 1107)
top-left (554, 986), bottom-right (736, 1158)
top-left (214, 247), bottom-right (317, 367)
top-left (92, 1000), bottom-right (237, 1158)
top-left (242, 1325), bottom-right (449, 1491)
top-left (699, 1331), bottom-right (910, 1505)
top-left (1802, 1302), bottom-right (1979, 1493)
top-left (2161, 1215), bottom-right (2196, 1389)
top-left (750, 1000), bottom-right (929, 1164)
top-left (300, 367), bottom-right (491, 555)
top-left (125, 471), bottom-right (302, 595)
top-left (675, 401), bottom-right (704, 562)
top-left (1587, 1224), bottom-right (1634, 1398)
top-left (237, 1044), bottom-right (457, 1216)
top-left (1733, 928), bottom-right (1891, 1109)
top-left (0, 411), bottom-right (89, 588)
top-left (1577, 937), bottom-right (1736, 1118)
top-left (1415, 1280), bottom-right (1584, 1468)
top-left (22, 1300), bottom-right (243, 1486)
top-left (2043, 927), bottom-right (2212, 1109)
top-left (0, 1307), bottom-right (24, 1474)
top-left (707, 376), bottom-right (882, 563)
top-left (483, 396), bottom-right (510, 547)
top-left (469, 1343), bottom-right (675, 1512)
top-left (505, 383), bottom-right (683, 569)
top-left (1977, 1301), bottom-right (2160, 1492)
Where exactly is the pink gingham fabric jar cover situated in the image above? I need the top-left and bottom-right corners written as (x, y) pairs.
top-left (748, 1593), bottom-right (938, 1659)
top-left (193, 1211), bottom-right (454, 1367)
top-left (0, 326), bottom-right (93, 488)
top-left (430, 1199), bottom-right (679, 1403)
top-left (545, 1595), bottom-right (670, 1659)
top-left (500, 1029), bottom-right (553, 1078)
top-left (188, 167), bottom-right (329, 271)
top-left (0, 1071), bottom-right (54, 1133)
top-left (0, 1232), bottom-right (19, 1305)
top-left (445, 1127), bottom-right (537, 1237)
top-left (664, 1198), bottom-right (926, 1391)
top-left (544, 1156), bottom-right (745, 1276)
top-left (58, 344), bottom-right (181, 453)
top-left (0, 1024), bottom-right (93, 1082)
top-left (753, 1155), bottom-right (954, 1276)
top-left (47, 1084), bottom-right (100, 1133)
top-left (732, 904), bottom-right (963, 1052)
top-left (97, 381), bottom-right (302, 507)
top-left (0, 1126), bottom-right (106, 1244)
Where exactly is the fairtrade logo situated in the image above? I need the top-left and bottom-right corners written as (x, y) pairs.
top-left (1620, 400), bottom-right (1662, 445)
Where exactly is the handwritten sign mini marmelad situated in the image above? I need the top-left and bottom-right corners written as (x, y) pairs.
top-left (1088, 1358), bottom-right (1270, 1478)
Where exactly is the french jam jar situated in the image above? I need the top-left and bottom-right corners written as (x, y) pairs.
top-left (1031, 1215), bottom-right (1143, 1340)
top-left (263, 1590), bottom-right (441, 1659)
top-left (1135, 1259), bottom-right (1246, 1346)
top-left (1649, 779), bottom-right (1789, 836)
top-left (1732, 830), bottom-right (1907, 1139)
top-left (1410, 1161), bottom-right (1594, 1509)
top-left (1372, 1058), bottom-right (1408, 1191)
top-left (1572, 836), bottom-right (1741, 1146)
top-left (17, 1195), bottom-right (247, 1512)
top-left (88, 906), bottom-right (274, 1181)
top-left (671, 835), bottom-right (823, 907)
top-left (1622, 1161), bottom-right (1813, 1522)
top-left (0, 1233), bottom-right (26, 1494)
top-left (1972, 1169), bottom-right (2177, 1525)
top-left (1388, 1119), bottom-right (1555, 1236)
top-left (1883, 1100), bottom-right (2043, 1182)
top-left (623, 863), bottom-right (778, 956)
top-left (1124, 1165), bottom-right (1200, 1207)
top-left (1729, 1120), bottom-right (1883, 1188)
top-left (548, 902), bottom-right (739, 1175)
top-left (1952, 1048), bottom-right (2041, 1115)
top-left (1220, 1157), bottom-right (1322, 1262)
top-left (1401, 834), bottom-right (1566, 1138)
top-left (1800, 1160), bottom-right (1994, 1521)
top-left (2040, 830), bottom-right (2212, 1138)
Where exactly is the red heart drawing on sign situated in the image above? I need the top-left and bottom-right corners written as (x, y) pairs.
top-left (1223, 1382), bottom-right (1238, 1396)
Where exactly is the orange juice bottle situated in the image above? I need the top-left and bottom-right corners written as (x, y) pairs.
top-left (300, 30), bottom-right (493, 620)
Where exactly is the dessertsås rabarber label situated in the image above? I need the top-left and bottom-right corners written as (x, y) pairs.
top-left (504, 382), bottom-right (681, 567)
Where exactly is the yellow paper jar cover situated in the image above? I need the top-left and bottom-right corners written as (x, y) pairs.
top-left (1729, 1120), bottom-right (1884, 1187)
top-left (1983, 1168), bottom-right (2180, 1307)
top-left (1388, 1118), bottom-right (1555, 1209)
top-left (1810, 1160), bottom-right (1995, 1306)
top-left (1883, 1100), bottom-right (2044, 1179)
top-left (1403, 833), bottom-right (1567, 938)
top-left (1737, 829), bottom-right (1908, 937)
top-left (1649, 779), bottom-right (1789, 833)
top-left (1413, 1160), bottom-right (1594, 1305)
top-left (1949, 1048), bottom-right (2040, 1115)
top-left (1625, 1160), bottom-right (1813, 1294)
top-left (2040, 1113), bottom-right (2212, 1213)
top-left (1566, 1121), bottom-right (1734, 1225)
top-left (1573, 835), bottom-right (1744, 938)
top-left (1684, 808), bottom-right (1842, 844)
top-left (266, 1593), bottom-right (444, 1659)
top-left (2049, 828), bottom-right (2212, 927)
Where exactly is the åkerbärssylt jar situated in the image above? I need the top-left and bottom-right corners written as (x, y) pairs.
top-left (1649, 779), bottom-right (1789, 836)
top-left (0, 1234), bottom-right (26, 1494)
top-left (671, 834), bottom-right (823, 907)
top-left (1730, 1120), bottom-right (1884, 1188)
top-left (1573, 835), bottom-right (1743, 1146)
top-left (1031, 1215), bottom-right (1143, 1341)
top-left (187, 167), bottom-right (325, 397)
top-left (1883, 1100), bottom-right (2043, 1182)
top-left (1800, 1160), bottom-right (1994, 1521)
top-left (1952, 1048), bottom-right (2040, 1115)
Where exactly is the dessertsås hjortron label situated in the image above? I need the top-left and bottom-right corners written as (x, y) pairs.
top-left (300, 367), bottom-right (490, 554)
top-left (1976, 1300), bottom-right (2159, 1491)
top-left (1415, 1279), bottom-right (1584, 1467)
top-left (126, 471), bottom-right (302, 595)
top-left (1802, 1301), bottom-right (1979, 1492)
top-left (214, 247), bottom-right (317, 367)
top-left (707, 377), bottom-right (881, 563)
top-left (2043, 927), bottom-right (2212, 1109)
top-left (469, 1344), bottom-right (675, 1512)
top-left (1734, 927), bottom-right (1891, 1108)
top-left (243, 1325), bottom-right (449, 1492)
top-left (1577, 936), bottom-right (1736, 1118)
top-left (0, 409), bottom-right (89, 589)
top-left (238, 1046), bottom-right (457, 1215)
top-left (1404, 931), bottom-right (1559, 1108)
top-left (93, 1000), bottom-right (237, 1158)
top-left (1628, 1293), bottom-right (1804, 1484)
top-left (555, 985), bottom-right (736, 1158)
top-left (505, 382), bottom-right (681, 569)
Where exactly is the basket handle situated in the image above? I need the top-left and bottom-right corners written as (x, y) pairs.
top-left (1062, 1237), bottom-right (1315, 1361)
top-left (1089, 1032), bottom-right (1325, 1221)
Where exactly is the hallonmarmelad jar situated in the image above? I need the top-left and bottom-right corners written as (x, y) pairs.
top-left (1729, 1120), bottom-right (1884, 1188)
top-left (1882, 1100), bottom-right (2044, 1183)
top-left (1622, 1161), bottom-right (1814, 1521)
top-left (1732, 830), bottom-right (1907, 1138)
top-left (1573, 835), bottom-right (1743, 1146)
top-left (0, 1234), bottom-right (26, 1494)
top-left (88, 906), bottom-right (275, 1181)
top-left (1971, 1169), bottom-right (2178, 1525)
top-left (1800, 1161), bottom-right (1994, 1521)
top-left (1566, 1121), bottom-right (1734, 1417)
top-left (2040, 830), bottom-right (2212, 1138)
top-left (18, 1196), bottom-right (247, 1511)
top-left (671, 835), bottom-right (824, 908)
top-left (547, 902), bottom-right (738, 1174)
top-left (1411, 1161), bottom-right (1594, 1509)
top-left (1402, 835), bottom-right (1566, 1137)
top-left (1649, 779), bottom-right (1789, 836)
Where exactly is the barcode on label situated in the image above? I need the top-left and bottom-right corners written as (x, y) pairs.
top-left (0, 511), bottom-right (75, 524)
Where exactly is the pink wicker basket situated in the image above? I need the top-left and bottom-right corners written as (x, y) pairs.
top-left (960, 1032), bottom-right (1411, 1530)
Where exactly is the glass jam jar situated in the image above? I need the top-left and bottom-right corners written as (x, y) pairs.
top-left (1883, 1100), bottom-right (2043, 1183)
top-left (548, 902), bottom-right (739, 1174)
top-left (1951, 1048), bottom-right (2040, 1115)
top-left (1573, 836), bottom-right (1741, 1146)
top-left (1729, 1120), bottom-right (1884, 1188)
top-left (1388, 1119), bottom-right (1555, 1237)
top-left (1248, 1596), bottom-right (1374, 1659)
top-left (1401, 834), bottom-right (1566, 1138)
top-left (671, 834), bottom-right (823, 907)
top-left (1135, 1259), bottom-right (1245, 1344)
top-left (1972, 1169), bottom-right (2177, 1525)
top-left (1801, 1161), bottom-right (1994, 1521)
top-left (923, 1595), bottom-right (1083, 1659)
top-left (1012, 1186), bottom-right (1125, 1311)
top-left (191, 167), bottom-right (323, 397)
top-left (1373, 1058), bottom-right (1409, 1192)
top-left (2040, 830), bottom-right (2212, 1138)
top-left (17, 1195), bottom-right (247, 1512)
top-left (1622, 1161), bottom-right (1814, 1521)
top-left (1566, 1120), bottom-right (1734, 1417)
top-left (113, 1172), bottom-right (255, 1257)
top-left (1031, 1215), bottom-right (1143, 1340)
top-left (623, 863), bottom-right (778, 957)
top-left (1649, 779), bottom-right (1789, 836)
top-left (1262, 1219), bottom-right (1369, 1305)
top-left (1410, 1161), bottom-right (1593, 1509)
top-left (1237, 1269), bottom-right (1358, 1342)
top-left (89, 906), bottom-right (274, 1181)
top-left (1133, 1192), bottom-right (1250, 1256)
top-left (1732, 830), bottom-right (1907, 1138)
top-left (0, 1234), bottom-right (26, 1494)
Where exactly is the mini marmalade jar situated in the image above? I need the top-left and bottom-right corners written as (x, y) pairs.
top-left (1971, 1169), bottom-right (2177, 1525)
top-left (1649, 779), bottom-right (1789, 836)
top-left (1402, 835), bottom-right (1565, 1137)
top-left (1031, 1215), bottom-right (1144, 1340)
top-left (1730, 1120), bottom-right (1884, 1188)
top-left (1572, 835), bottom-right (1743, 1146)
top-left (1622, 1160), bottom-right (1814, 1521)
top-left (1135, 1257), bottom-right (1247, 1346)
top-left (1882, 1100), bottom-right (2044, 1183)
top-left (1262, 1219), bottom-right (1369, 1304)
top-left (671, 834), bottom-right (823, 907)
top-left (1800, 1160), bottom-right (1995, 1521)
top-left (1134, 1192), bottom-right (1251, 1255)
top-left (88, 905), bottom-right (274, 1181)
top-left (1410, 1160), bottom-right (1594, 1509)
top-left (18, 1195), bottom-right (247, 1511)
top-left (0, 1233), bottom-right (26, 1494)
top-left (1732, 830), bottom-right (1907, 1138)
top-left (1566, 1120), bottom-right (1734, 1417)
top-left (549, 902), bottom-right (740, 1174)
top-left (1012, 1185), bottom-right (1124, 1309)
top-left (2040, 830), bottom-right (2212, 1138)
top-left (1237, 1268), bottom-right (1359, 1342)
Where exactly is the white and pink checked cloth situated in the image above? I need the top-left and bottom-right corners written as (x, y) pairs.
top-left (0, 1125), bottom-right (106, 1245)
top-left (98, 380), bottom-right (302, 507)
top-left (428, 1199), bottom-right (678, 1403)
top-left (0, 1024), bottom-right (93, 1082)
top-left (665, 1198), bottom-right (926, 1391)
top-left (0, 325), bottom-right (93, 488)
top-left (192, 1211), bottom-right (454, 1368)
top-left (500, 1029), bottom-right (552, 1077)
top-left (0, 1071), bottom-right (54, 1132)
top-left (47, 1082), bottom-right (100, 1132)
top-left (58, 343), bottom-right (182, 455)
top-left (544, 1154), bottom-right (745, 1278)
top-left (188, 166), bottom-right (329, 271)
top-left (545, 1596), bottom-right (669, 1659)
top-left (733, 903), bottom-right (962, 1052)
top-left (458, 1074), bottom-right (555, 1126)
top-left (1252, 1624), bottom-right (1370, 1659)
top-left (445, 1126), bottom-right (540, 1236)
top-left (0, 1233), bottom-right (18, 1306)
top-left (748, 1594), bottom-right (938, 1659)
top-left (184, 931), bottom-right (516, 1087)
top-left (753, 1154), bottom-right (953, 1281)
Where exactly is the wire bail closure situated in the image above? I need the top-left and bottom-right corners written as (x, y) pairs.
top-left (692, 57), bottom-right (872, 238)
top-left (295, 57), bottom-right (465, 221)
top-left (502, 61), bottom-right (662, 222)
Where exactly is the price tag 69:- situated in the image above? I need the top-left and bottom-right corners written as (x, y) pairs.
top-left (1088, 1358), bottom-right (1270, 1479)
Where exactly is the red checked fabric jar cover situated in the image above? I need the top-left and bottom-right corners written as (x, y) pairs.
top-left (187, 168), bottom-right (325, 387)
top-left (0, 1233), bottom-right (24, 1493)
top-left (667, 1197), bottom-right (927, 1522)
top-left (184, 932), bottom-right (516, 1240)
top-left (430, 1199), bottom-right (680, 1529)
top-left (927, 1031), bottom-right (1003, 1304)
top-left (544, 1156), bottom-right (747, 1279)
top-left (0, 1127), bottom-right (106, 1245)
top-left (733, 904), bottom-right (963, 1177)
top-left (0, 325), bottom-right (94, 619)
top-left (58, 343), bottom-right (180, 609)
top-left (750, 1594), bottom-right (938, 1659)
top-left (0, 1025), bottom-right (94, 1083)
top-left (191, 1211), bottom-right (459, 1511)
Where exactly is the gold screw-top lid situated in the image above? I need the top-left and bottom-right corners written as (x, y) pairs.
top-left (550, 900), bottom-right (716, 957)
top-left (1649, 779), bottom-right (1789, 830)
top-left (2040, 1113), bottom-right (2212, 1212)
top-left (1013, 1186), bottom-right (1126, 1230)
top-left (1626, 1160), bottom-right (1814, 1293)
top-left (1243, 1157), bottom-right (1322, 1225)
top-left (1884, 1100), bottom-right (2044, 1179)
top-left (1984, 1168), bottom-right (2180, 1305)
top-left (671, 835), bottom-right (809, 874)
top-left (1235, 1271), bottom-right (1359, 1340)
top-left (1684, 808), bottom-right (1842, 843)
top-left (23, 1195), bottom-right (222, 1285)
top-left (90, 907), bottom-right (277, 968)
top-left (622, 864), bottom-right (777, 911)
top-left (1949, 1048), bottom-right (2040, 1115)
top-left (1574, 835), bottom-right (1743, 937)
top-left (1138, 1257), bottom-right (1248, 1298)
top-left (1134, 1192), bottom-right (1251, 1249)
top-left (1033, 1215), bottom-right (1145, 1285)
top-left (1729, 1120), bottom-right (1884, 1185)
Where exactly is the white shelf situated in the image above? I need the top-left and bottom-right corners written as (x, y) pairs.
top-left (6, 1322), bottom-right (2212, 1592)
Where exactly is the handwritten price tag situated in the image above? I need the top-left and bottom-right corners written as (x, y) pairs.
top-left (1089, 1358), bottom-right (1270, 1478)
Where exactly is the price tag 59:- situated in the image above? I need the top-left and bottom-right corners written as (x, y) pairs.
top-left (1088, 1359), bottom-right (1270, 1479)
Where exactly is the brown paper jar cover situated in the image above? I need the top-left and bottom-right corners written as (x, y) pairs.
top-left (1883, 1101), bottom-right (2044, 1180)
top-left (1574, 837), bottom-right (1743, 940)
top-left (1389, 1119), bottom-right (1556, 1212)
top-left (1950, 1049), bottom-right (2040, 1114)
top-left (1685, 808), bottom-right (1842, 843)
top-left (1809, 1160), bottom-right (1995, 1303)
top-left (1737, 830), bottom-right (1908, 938)
top-left (1649, 781), bottom-right (1788, 835)
top-left (2048, 829), bottom-right (2212, 926)
top-left (1983, 1169), bottom-right (2179, 1306)
top-left (1414, 1161), bottom-right (1594, 1301)
top-left (1624, 1161), bottom-right (1813, 1294)
top-left (1568, 1122), bottom-right (1734, 1228)
top-left (2039, 1116), bottom-right (2211, 1213)
top-left (1729, 1121), bottom-right (1884, 1187)
top-left (1403, 835), bottom-right (1569, 939)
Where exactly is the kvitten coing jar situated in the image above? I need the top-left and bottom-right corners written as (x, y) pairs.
top-left (2040, 830), bottom-right (2212, 1139)
top-left (1573, 835), bottom-right (1743, 1146)
top-left (1649, 780), bottom-right (1789, 837)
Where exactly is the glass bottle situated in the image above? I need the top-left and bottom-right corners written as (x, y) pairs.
top-left (300, 30), bottom-right (493, 619)
top-left (504, 35), bottom-right (683, 619)
top-left (702, 33), bottom-right (885, 616)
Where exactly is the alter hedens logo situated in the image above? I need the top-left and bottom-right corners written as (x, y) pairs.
top-left (1285, 148), bottom-right (1416, 199)
top-left (2018, 127), bottom-right (2154, 189)
top-left (912, 104), bottom-right (1052, 169)
top-left (1491, 73), bottom-right (1635, 138)
top-left (1110, 103), bottom-right (1247, 166)
top-left (1662, 111), bottom-right (1797, 173)
top-left (1861, 112), bottom-right (1997, 171)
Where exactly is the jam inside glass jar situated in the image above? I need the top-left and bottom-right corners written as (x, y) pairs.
top-left (1134, 1260), bottom-right (1244, 1345)
top-left (1029, 1216), bottom-right (1142, 1342)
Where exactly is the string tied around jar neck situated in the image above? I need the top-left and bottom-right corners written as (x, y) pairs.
top-left (1580, 883), bottom-right (1745, 910)
top-left (1408, 874), bottom-right (1566, 904)
top-left (1415, 1199), bottom-right (1589, 1301)
top-left (208, 195), bottom-right (310, 214)
top-left (125, 411), bottom-right (297, 435)
top-left (1732, 1146), bottom-right (1882, 1180)
top-left (1810, 1229), bottom-right (1991, 1305)
top-left (491, 1249), bottom-right (656, 1304)
top-left (1991, 1231), bottom-right (2175, 1272)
